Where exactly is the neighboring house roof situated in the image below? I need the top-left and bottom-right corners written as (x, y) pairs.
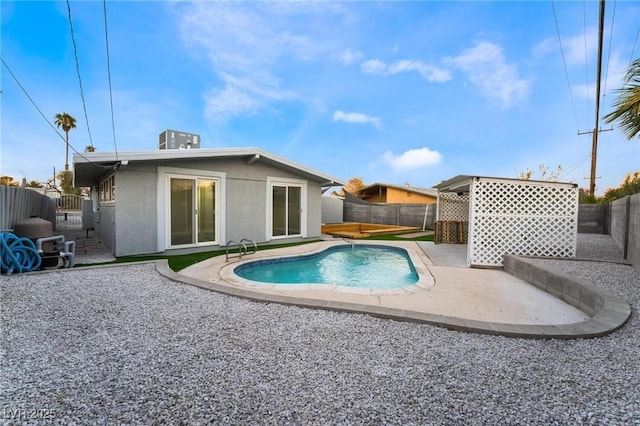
top-left (343, 191), bottom-right (371, 205)
top-left (433, 175), bottom-right (578, 193)
top-left (73, 147), bottom-right (347, 188)
top-left (356, 182), bottom-right (438, 199)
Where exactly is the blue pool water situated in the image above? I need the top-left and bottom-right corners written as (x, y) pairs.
top-left (234, 245), bottom-right (418, 289)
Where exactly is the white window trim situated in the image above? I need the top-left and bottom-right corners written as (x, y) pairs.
top-left (98, 174), bottom-right (116, 204)
top-left (265, 176), bottom-right (307, 241)
top-left (157, 166), bottom-right (226, 251)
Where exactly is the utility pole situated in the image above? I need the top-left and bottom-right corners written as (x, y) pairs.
top-left (579, 0), bottom-right (611, 196)
top-left (589, 0), bottom-right (606, 197)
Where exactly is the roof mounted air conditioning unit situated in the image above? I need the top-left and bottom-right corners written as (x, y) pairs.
top-left (159, 129), bottom-right (200, 150)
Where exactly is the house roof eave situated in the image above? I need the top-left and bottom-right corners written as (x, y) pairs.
top-left (72, 147), bottom-right (347, 188)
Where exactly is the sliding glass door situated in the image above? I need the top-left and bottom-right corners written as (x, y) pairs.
top-left (272, 184), bottom-right (301, 237)
top-left (169, 177), bottom-right (217, 246)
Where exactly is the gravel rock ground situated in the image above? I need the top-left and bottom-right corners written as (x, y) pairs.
top-left (1, 234), bottom-right (639, 425)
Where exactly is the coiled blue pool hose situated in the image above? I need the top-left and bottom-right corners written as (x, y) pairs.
top-left (0, 232), bottom-right (42, 275)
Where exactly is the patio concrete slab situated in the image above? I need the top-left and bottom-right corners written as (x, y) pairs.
top-left (417, 241), bottom-right (468, 267)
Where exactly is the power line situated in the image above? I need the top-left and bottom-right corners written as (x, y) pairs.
top-left (0, 57), bottom-right (109, 170)
top-left (103, 0), bottom-right (119, 161)
top-left (583, 0), bottom-right (591, 124)
top-left (551, 0), bottom-right (581, 132)
top-left (628, 22), bottom-right (640, 66)
top-left (602, 0), bottom-right (616, 100)
top-left (561, 153), bottom-right (592, 179)
top-left (1, 58), bottom-right (67, 144)
top-left (66, 0), bottom-right (94, 150)
top-left (3, 125), bottom-right (114, 145)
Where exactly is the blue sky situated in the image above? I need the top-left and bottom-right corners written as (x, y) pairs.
top-left (2, 1), bottom-right (639, 195)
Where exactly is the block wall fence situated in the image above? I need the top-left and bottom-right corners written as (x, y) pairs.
top-left (320, 196), bottom-right (639, 271)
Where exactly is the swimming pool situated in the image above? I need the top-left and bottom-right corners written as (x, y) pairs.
top-left (234, 244), bottom-right (418, 289)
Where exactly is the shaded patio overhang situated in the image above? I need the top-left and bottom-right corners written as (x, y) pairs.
top-left (433, 175), bottom-right (578, 194)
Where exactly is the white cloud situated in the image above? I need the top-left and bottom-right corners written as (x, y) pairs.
top-left (176, 2), bottom-right (322, 121)
top-left (205, 85), bottom-right (259, 121)
top-left (386, 59), bottom-right (451, 83)
top-left (574, 54), bottom-right (629, 101)
top-left (332, 110), bottom-right (381, 129)
top-left (339, 48), bottom-right (363, 66)
top-left (448, 41), bottom-right (529, 107)
top-left (361, 59), bottom-right (387, 75)
top-left (563, 28), bottom-right (598, 65)
top-left (361, 58), bottom-right (450, 82)
top-left (382, 147), bottom-right (442, 171)
top-left (532, 37), bottom-right (556, 58)
top-left (219, 72), bottom-right (296, 102)
top-left (533, 28), bottom-right (597, 66)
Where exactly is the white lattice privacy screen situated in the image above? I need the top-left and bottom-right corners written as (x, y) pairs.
top-left (467, 177), bottom-right (579, 267)
top-left (437, 192), bottom-right (470, 221)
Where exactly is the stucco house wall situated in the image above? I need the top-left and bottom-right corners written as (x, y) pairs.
top-left (114, 165), bottom-right (160, 256)
top-left (307, 181), bottom-right (323, 236)
top-left (75, 148), bottom-right (342, 257)
top-left (225, 172), bottom-right (266, 246)
top-left (93, 191), bottom-right (116, 253)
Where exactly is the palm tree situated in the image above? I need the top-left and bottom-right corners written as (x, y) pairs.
top-left (54, 112), bottom-right (77, 170)
top-left (84, 145), bottom-right (96, 153)
top-left (604, 58), bottom-right (640, 140)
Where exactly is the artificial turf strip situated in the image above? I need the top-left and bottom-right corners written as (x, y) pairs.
top-left (77, 233), bottom-right (434, 271)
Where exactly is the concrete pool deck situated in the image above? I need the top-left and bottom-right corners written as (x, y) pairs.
top-left (175, 239), bottom-right (630, 339)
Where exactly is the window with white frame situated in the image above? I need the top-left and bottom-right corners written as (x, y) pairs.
top-left (99, 175), bottom-right (115, 202)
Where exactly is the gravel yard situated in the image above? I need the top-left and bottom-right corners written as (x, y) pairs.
top-left (1, 234), bottom-right (639, 425)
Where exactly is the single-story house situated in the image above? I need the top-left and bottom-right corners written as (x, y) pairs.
top-left (433, 175), bottom-right (579, 268)
top-left (73, 147), bottom-right (345, 257)
top-left (355, 183), bottom-right (438, 204)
